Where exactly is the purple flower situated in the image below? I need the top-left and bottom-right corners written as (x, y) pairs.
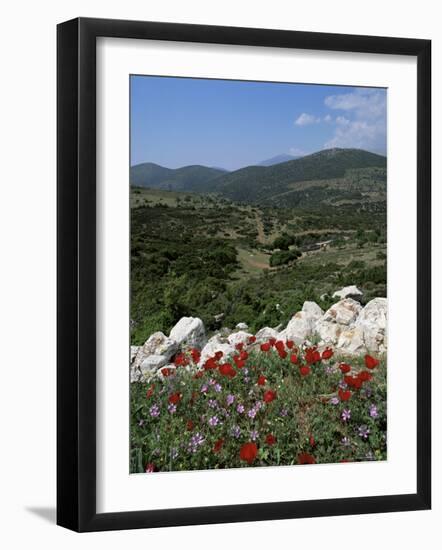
top-left (167, 403), bottom-right (177, 414)
top-left (339, 380), bottom-right (348, 390)
top-left (341, 436), bottom-right (351, 447)
top-left (209, 378), bottom-right (216, 386)
top-left (341, 409), bottom-right (351, 422)
top-left (230, 425), bottom-right (241, 438)
top-left (208, 399), bottom-right (218, 409)
top-left (188, 432), bottom-right (205, 453)
top-left (325, 366), bottom-right (334, 375)
top-left (149, 404), bottom-right (160, 417)
top-left (280, 408), bottom-right (288, 417)
top-left (214, 383), bottom-right (222, 393)
top-left (358, 425), bottom-right (370, 440)
top-left (250, 430), bottom-right (259, 441)
top-left (247, 408), bottom-right (257, 419)
top-left (170, 447), bottom-right (179, 459)
top-left (200, 384), bottom-right (208, 393)
top-left (208, 415), bottom-right (219, 426)
top-left (329, 396), bottom-right (340, 405)
top-left (237, 404), bottom-right (245, 414)
top-left (226, 394), bottom-right (235, 406)
top-left (369, 404), bottom-right (378, 418)
top-left (255, 401), bottom-right (263, 410)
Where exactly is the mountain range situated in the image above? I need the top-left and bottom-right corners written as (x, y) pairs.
top-left (130, 148), bottom-right (387, 208)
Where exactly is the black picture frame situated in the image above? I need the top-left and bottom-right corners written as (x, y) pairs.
top-left (57, 17), bottom-right (431, 532)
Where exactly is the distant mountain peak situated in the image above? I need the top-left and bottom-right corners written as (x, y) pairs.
top-left (257, 153), bottom-right (299, 167)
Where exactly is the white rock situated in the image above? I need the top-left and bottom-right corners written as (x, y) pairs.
top-left (169, 317), bottom-right (206, 349)
top-left (315, 319), bottom-right (343, 345)
top-left (255, 327), bottom-right (279, 343)
top-left (302, 301), bottom-right (324, 321)
top-left (227, 330), bottom-right (253, 347)
top-left (282, 311), bottom-right (313, 344)
top-left (130, 365), bottom-right (142, 383)
top-left (130, 346), bottom-right (140, 363)
top-left (236, 322), bottom-right (249, 330)
top-left (322, 298), bottom-right (362, 326)
top-left (336, 326), bottom-right (367, 355)
top-left (332, 285), bottom-right (363, 300)
top-left (199, 335), bottom-right (235, 366)
top-left (356, 297), bottom-right (387, 353)
top-left (139, 355), bottom-right (168, 377)
top-left (133, 331), bottom-right (178, 369)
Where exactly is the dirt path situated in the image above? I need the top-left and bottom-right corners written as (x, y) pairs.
top-left (254, 211), bottom-right (266, 244)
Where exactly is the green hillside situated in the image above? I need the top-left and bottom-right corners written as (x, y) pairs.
top-left (130, 162), bottom-right (226, 191)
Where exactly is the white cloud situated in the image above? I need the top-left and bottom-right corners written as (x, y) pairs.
top-left (295, 113), bottom-right (320, 126)
top-left (323, 88), bottom-right (386, 154)
top-left (323, 114), bottom-right (332, 123)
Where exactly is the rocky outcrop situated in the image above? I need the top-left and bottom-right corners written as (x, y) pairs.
top-left (332, 285), bottom-right (363, 301)
top-left (130, 290), bottom-right (387, 383)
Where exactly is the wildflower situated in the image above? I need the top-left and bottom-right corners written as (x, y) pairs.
top-left (298, 453), bottom-right (316, 465)
top-left (309, 435), bottom-right (315, 447)
top-left (369, 404), bottom-right (379, 418)
top-left (339, 363), bottom-right (351, 374)
top-left (219, 363), bottom-right (237, 378)
top-left (213, 438), bottom-right (224, 453)
top-left (146, 385), bottom-right (155, 398)
top-left (167, 403), bottom-right (177, 414)
top-left (226, 394), bottom-right (235, 406)
top-left (341, 436), bottom-right (351, 447)
top-left (237, 404), bottom-right (245, 414)
top-left (250, 430), bottom-right (259, 441)
top-left (235, 342), bottom-right (244, 351)
top-left (257, 375), bottom-right (267, 386)
top-left (341, 409), bottom-right (351, 422)
top-left (214, 383), bottom-right (222, 393)
top-left (145, 463), bottom-right (156, 473)
top-left (299, 365), bottom-right (311, 376)
top-left (329, 396), bottom-right (340, 405)
top-left (305, 347), bottom-right (321, 364)
top-left (200, 384), bottom-right (208, 393)
top-left (280, 408), bottom-right (288, 417)
top-left (322, 347), bottom-right (334, 360)
top-left (338, 389), bottom-right (352, 401)
top-left (263, 390), bottom-right (277, 403)
top-left (208, 415), bottom-right (219, 426)
top-left (278, 349), bottom-right (288, 359)
top-left (358, 370), bottom-right (373, 382)
top-left (186, 420), bottom-right (194, 431)
top-left (214, 351), bottom-right (223, 361)
top-left (240, 442), bottom-right (258, 465)
top-left (190, 348), bottom-right (201, 364)
top-left (247, 408), bottom-right (257, 419)
top-left (174, 352), bottom-right (189, 367)
top-left (208, 399), bottom-right (218, 409)
top-left (266, 434), bottom-right (277, 445)
top-left (358, 425), bottom-right (370, 440)
top-left (365, 355), bottom-right (379, 369)
top-left (160, 367), bottom-right (173, 377)
top-left (188, 432), bottom-right (205, 453)
top-left (149, 404), bottom-right (160, 417)
top-left (230, 425), bottom-right (241, 438)
top-left (290, 353), bottom-right (299, 364)
top-left (171, 448), bottom-right (179, 459)
top-left (168, 392), bottom-right (181, 405)
top-left (248, 335), bottom-right (256, 344)
top-left (286, 340), bottom-right (295, 349)
top-left (260, 342), bottom-right (271, 352)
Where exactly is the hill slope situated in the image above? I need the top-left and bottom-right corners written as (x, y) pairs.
top-left (130, 163), bottom-right (225, 192)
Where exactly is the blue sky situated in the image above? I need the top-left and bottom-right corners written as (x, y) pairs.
top-left (130, 76), bottom-right (386, 171)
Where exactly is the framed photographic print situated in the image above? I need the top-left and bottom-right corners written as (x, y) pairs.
top-left (57, 17), bottom-right (431, 532)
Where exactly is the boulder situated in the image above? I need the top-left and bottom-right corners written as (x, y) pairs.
top-left (228, 330), bottom-right (253, 347)
top-left (236, 322), bottom-right (249, 330)
top-left (322, 298), bottom-right (362, 326)
top-left (336, 326), bottom-right (367, 355)
top-left (133, 331), bottom-right (178, 369)
top-left (169, 317), bottom-right (206, 349)
top-left (139, 354), bottom-right (168, 378)
top-left (199, 335), bottom-right (235, 366)
top-left (255, 327), bottom-right (279, 343)
top-left (130, 346), bottom-right (140, 363)
top-left (280, 311), bottom-right (313, 344)
top-left (332, 285), bottom-right (363, 301)
top-left (315, 319), bottom-right (343, 345)
top-left (130, 365), bottom-right (142, 383)
top-left (355, 297), bottom-right (387, 353)
top-left (302, 301), bottom-right (324, 322)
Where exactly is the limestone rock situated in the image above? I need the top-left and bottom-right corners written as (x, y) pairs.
top-left (356, 297), bottom-right (387, 353)
top-left (139, 355), bottom-right (168, 378)
top-left (130, 346), bottom-right (140, 363)
top-left (236, 322), bottom-right (249, 330)
top-left (133, 331), bottom-right (178, 370)
top-left (255, 327), bottom-right (279, 343)
top-left (199, 335), bottom-right (235, 366)
top-left (169, 317), bottom-right (206, 349)
top-left (336, 326), bottom-right (367, 355)
top-left (315, 319), bottom-right (343, 345)
top-left (322, 298), bottom-right (362, 326)
top-left (302, 301), bottom-right (324, 322)
top-left (332, 285), bottom-right (363, 301)
top-left (227, 330), bottom-right (253, 347)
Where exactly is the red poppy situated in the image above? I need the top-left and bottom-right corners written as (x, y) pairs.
top-left (286, 340), bottom-right (295, 349)
top-left (260, 342), bottom-right (271, 352)
top-left (146, 385), bottom-right (155, 398)
top-left (322, 347), bottom-right (334, 360)
top-left (309, 435), bottom-right (316, 447)
top-left (290, 353), bottom-right (299, 364)
top-left (239, 350), bottom-right (249, 361)
top-left (248, 335), bottom-right (257, 344)
top-left (214, 351), bottom-right (224, 361)
top-left (190, 391), bottom-right (198, 403)
top-left (365, 354), bottom-right (380, 369)
top-left (160, 367), bottom-right (173, 377)
top-left (298, 453), bottom-right (316, 465)
top-left (235, 342), bottom-right (244, 351)
top-left (240, 442), bottom-right (258, 465)
top-left (275, 340), bottom-right (285, 352)
top-left (305, 347), bottom-right (321, 364)
top-left (339, 363), bottom-right (351, 374)
top-left (266, 434), bottom-right (277, 446)
top-left (338, 388), bottom-right (352, 401)
top-left (234, 357), bottom-right (246, 369)
top-left (186, 420), bottom-right (194, 431)
top-left (174, 353), bottom-right (189, 367)
top-left (257, 375), bottom-right (267, 386)
top-left (203, 357), bottom-right (218, 370)
top-left (358, 370), bottom-right (373, 382)
top-left (190, 348), bottom-right (201, 364)
top-left (299, 365), bottom-right (311, 376)
top-left (263, 389), bottom-right (277, 403)
top-left (145, 463), bottom-right (157, 473)
top-left (193, 370), bottom-right (204, 379)
top-left (168, 392), bottom-right (181, 405)
top-left (269, 338), bottom-right (277, 347)
top-left (278, 349), bottom-right (288, 359)
top-left (213, 438), bottom-right (224, 453)
top-left (344, 375), bottom-right (362, 389)
top-left (219, 363), bottom-right (237, 378)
